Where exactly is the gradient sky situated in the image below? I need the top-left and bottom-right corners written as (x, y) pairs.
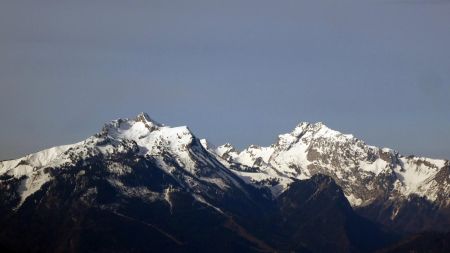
top-left (1, 0), bottom-right (450, 160)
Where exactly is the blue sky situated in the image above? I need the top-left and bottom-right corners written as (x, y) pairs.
top-left (1, 0), bottom-right (450, 160)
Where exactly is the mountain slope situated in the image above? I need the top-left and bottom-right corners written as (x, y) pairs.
top-left (378, 232), bottom-right (450, 253)
top-left (0, 113), bottom-right (265, 213)
top-left (207, 122), bottom-right (450, 232)
top-left (271, 174), bottom-right (396, 252)
top-left (0, 113), bottom-right (275, 252)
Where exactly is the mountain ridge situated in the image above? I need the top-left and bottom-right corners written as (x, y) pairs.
top-left (1, 114), bottom-right (448, 214)
top-left (0, 113), bottom-right (449, 252)
top-left (204, 119), bottom-right (449, 232)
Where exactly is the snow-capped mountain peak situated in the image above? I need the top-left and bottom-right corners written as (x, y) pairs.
top-left (0, 113), bottom-right (249, 209)
top-left (98, 113), bottom-right (199, 158)
top-left (208, 121), bottom-right (449, 208)
top-left (293, 121), bottom-right (353, 141)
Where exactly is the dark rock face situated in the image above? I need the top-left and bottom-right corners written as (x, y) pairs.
top-left (272, 175), bottom-right (396, 253)
top-left (356, 196), bottom-right (450, 234)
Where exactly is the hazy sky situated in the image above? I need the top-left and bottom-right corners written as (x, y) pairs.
top-left (1, 0), bottom-right (450, 160)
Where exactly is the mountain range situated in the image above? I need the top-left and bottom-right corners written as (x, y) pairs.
top-left (0, 113), bottom-right (449, 252)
